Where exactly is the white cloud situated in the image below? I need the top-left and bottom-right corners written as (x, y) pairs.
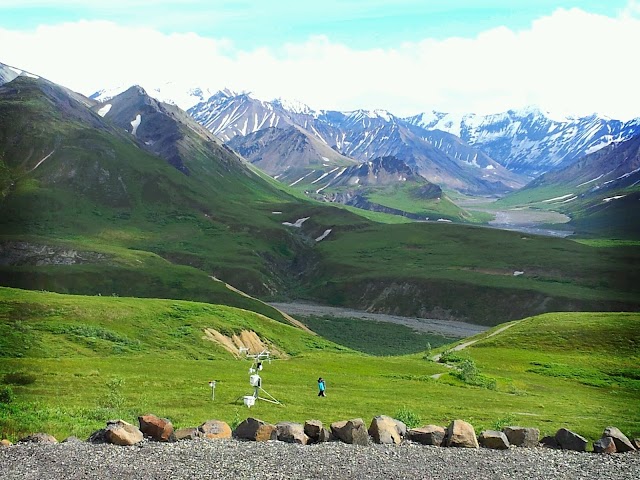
top-left (1, 7), bottom-right (639, 119)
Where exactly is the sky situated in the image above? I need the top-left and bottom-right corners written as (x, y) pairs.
top-left (1, 0), bottom-right (639, 119)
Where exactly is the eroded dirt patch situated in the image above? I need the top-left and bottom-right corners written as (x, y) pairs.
top-left (202, 328), bottom-right (287, 358)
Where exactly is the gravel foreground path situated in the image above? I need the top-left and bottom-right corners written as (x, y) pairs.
top-left (1, 440), bottom-right (639, 480)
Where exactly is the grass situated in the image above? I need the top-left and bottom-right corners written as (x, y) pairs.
top-left (0, 288), bottom-right (638, 444)
top-left (297, 314), bottom-right (457, 356)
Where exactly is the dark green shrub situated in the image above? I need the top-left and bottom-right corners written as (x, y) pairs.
top-left (394, 406), bottom-right (421, 428)
top-left (3, 372), bottom-right (37, 386)
top-left (0, 386), bottom-right (15, 404)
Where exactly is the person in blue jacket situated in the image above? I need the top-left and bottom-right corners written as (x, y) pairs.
top-left (317, 377), bottom-right (326, 397)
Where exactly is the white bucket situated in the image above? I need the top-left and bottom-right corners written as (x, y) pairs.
top-left (243, 395), bottom-right (256, 408)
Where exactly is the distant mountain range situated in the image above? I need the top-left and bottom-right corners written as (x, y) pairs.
top-left (89, 82), bottom-right (640, 195)
top-left (189, 90), bottom-right (523, 195)
top-left (406, 107), bottom-right (640, 176)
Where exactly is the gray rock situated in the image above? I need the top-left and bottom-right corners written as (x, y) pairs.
top-left (555, 428), bottom-right (588, 452)
top-left (393, 418), bottom-right (408, 438)
top-left (276, 422), bottom-right (308, 445)
top-left (479, 430), bottom-right (510, 450)
top-left (304, 420), bottom-right (331, 443)
top-left (408, 425), bottom-right (446, 446)
top-left (445, 420), bottom-right (478, 448)
top-left (368, 415), bottom-right (401, 445)
top-left (174, 427), bottom-right (200, 441)
top-left (18, 433), bottom-right (58, 444)
top-left (331, 418), bottom-right (370, 446)
top-left (593, 436), bottom-right (617, 454)
top-left (234, 417), bottom-right (277, 442)
top-left (502, 426), bottom-right (539, 447)
top-left (540, 435), bottom-right (559, 449)
top-left (603, 426), bottom-right (636, 453)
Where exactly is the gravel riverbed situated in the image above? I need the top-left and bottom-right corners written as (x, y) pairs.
top-left (269, 302), bottom-right (487, 338)
top-left (1, 440), bottom-right (639, 480)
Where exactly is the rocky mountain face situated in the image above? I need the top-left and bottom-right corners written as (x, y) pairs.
top-left (227, 125), bottom-right (355, 186)
top-left (405, 107), bottom-right (640, 177)
top-left (93, 86), bottom-right (255, 179)
top-left (528, 135), bottom-right (640, 192)
top-left (192, 92), bottom-right (524, 195)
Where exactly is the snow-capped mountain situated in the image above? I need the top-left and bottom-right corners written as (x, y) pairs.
top-left (91, 82), bottom-right (218, 112)
top-left (191, 92), bottom-right (523, 194)
top-left (405, 106), bottom-right (640, 176)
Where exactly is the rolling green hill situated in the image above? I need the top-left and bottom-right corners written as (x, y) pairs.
top-left (0, 288), bottom-right (637, 443)
top-left (0, 74), bottom-right (638, 328)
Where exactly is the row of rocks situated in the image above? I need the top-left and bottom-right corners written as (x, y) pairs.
top-left (3, 414), bottom-right (638, 455)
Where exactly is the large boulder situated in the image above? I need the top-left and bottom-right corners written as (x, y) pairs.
top-left (479, 430), bottom-right (510, 450)
top-left (199, 420), bottom-right (232, 440)
top-left (593, 436), bottom-right (617, 454)
top-left (555, 428), bottom-right (587, 452)
top-left (502, 426), bottom-right (539, 448)
top-left (445, 420), bottom-right (478, 448)
top-left (138, 414), bottom-right (174, 442)
top-left (105, 419), bottom-right (144, 446)
top-left (276, 422), bottom-right (309, 445)
top-left (408, 425), bottom-right (446, 446)
top-left (234, 417), bottom-right (277, 442)
top-left (602, 426), bottom-right (636, 453)
top-left (331, 418), bottom-right (370, 446)
top-left (18, 433), bottom-right (58, 444)
top-left (369, 415), bottom-right (402, 445)
top-left (304, 420), bottom-right (331, 443)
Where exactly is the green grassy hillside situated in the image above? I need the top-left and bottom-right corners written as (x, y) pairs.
top-left (303, 220), bottom-right (640, 324)
top-left (1, 288), bottom-right (638, 443)
top-left (1, 76), bottom-right (638, 327)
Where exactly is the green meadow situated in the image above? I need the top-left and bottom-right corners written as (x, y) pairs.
top-left (1, 287), bottom-right (638, 444)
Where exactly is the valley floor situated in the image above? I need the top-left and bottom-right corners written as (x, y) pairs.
top-left (2, 440), bottom-right (638, 480)
top-left (269, 302), bottom-right (488, 337)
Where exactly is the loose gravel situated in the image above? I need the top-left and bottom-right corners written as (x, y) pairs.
top-left (1, 440), bottom-right (639, 480)
top-left (269, 302), bottom-right (487, 338)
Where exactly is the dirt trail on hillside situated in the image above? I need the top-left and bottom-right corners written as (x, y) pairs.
top-left (269, 302), bottom-right (488, 338)
top-left (430, 321), bottom-right (521, 378)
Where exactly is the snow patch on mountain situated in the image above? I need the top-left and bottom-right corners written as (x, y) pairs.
top-left (97, 104), bottom-right (112, 117)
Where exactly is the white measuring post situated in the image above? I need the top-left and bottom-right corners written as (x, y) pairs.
top-left (208, 380), bottom-right (217, 401)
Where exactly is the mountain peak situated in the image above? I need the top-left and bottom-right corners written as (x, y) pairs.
top-left (272, 97), bottom-right (315, 115)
